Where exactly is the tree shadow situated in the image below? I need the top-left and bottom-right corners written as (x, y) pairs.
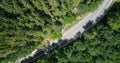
top-left (20, 2), bottom-right (120, 63)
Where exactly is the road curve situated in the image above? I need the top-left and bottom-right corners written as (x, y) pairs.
top-left (16, 0), bottom-right (114, 63)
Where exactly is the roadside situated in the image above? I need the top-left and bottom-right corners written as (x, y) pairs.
top-left (15, 0), bottom-right (114, 63)
top-left (62, 0), bottom-right (103, 33)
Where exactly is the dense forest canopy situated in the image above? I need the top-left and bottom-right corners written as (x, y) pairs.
top-left (0, 0), bottom-right (103, 62)
top-left (36, 1), bottom-right (120, 63)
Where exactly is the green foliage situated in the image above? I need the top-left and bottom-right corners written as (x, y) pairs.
top-left (36, 2), bottom-right (120, 63)
top-left (62, 0), bottom-right (103, 29)
top-left (77, 0), bottom-right (103, 15)
top-left (106, 2), bottom-right (120, 30)
top-left (62, 14), bottom-right (76, 26)
top-left (0, 0), bottom-right (103, 62)
top-left (50, 30), bottom-right (62, 39)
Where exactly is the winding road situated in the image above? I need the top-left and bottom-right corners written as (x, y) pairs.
top-left (16, 0), bottom-right (114, 63)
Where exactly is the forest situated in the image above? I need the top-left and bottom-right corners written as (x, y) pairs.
top-left (36, 1), bottom-right (120, 63)
top-left (0, 0), bottom-right (103, 62)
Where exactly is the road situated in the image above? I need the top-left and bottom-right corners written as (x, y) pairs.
top-left (16, 0), bottom-right (114, 63)
top-left (62, 0), bottom-right (114, 40)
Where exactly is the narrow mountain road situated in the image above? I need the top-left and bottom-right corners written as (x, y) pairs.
top-left (62, 0), bottom-right (114, 40)
top-left (16, 0), bottom-right (114, 63)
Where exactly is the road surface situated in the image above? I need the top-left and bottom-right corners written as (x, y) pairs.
top-left (62, 0), bottom-right (114, 40)
top-left (16, 0), bottom-right (114, 63)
